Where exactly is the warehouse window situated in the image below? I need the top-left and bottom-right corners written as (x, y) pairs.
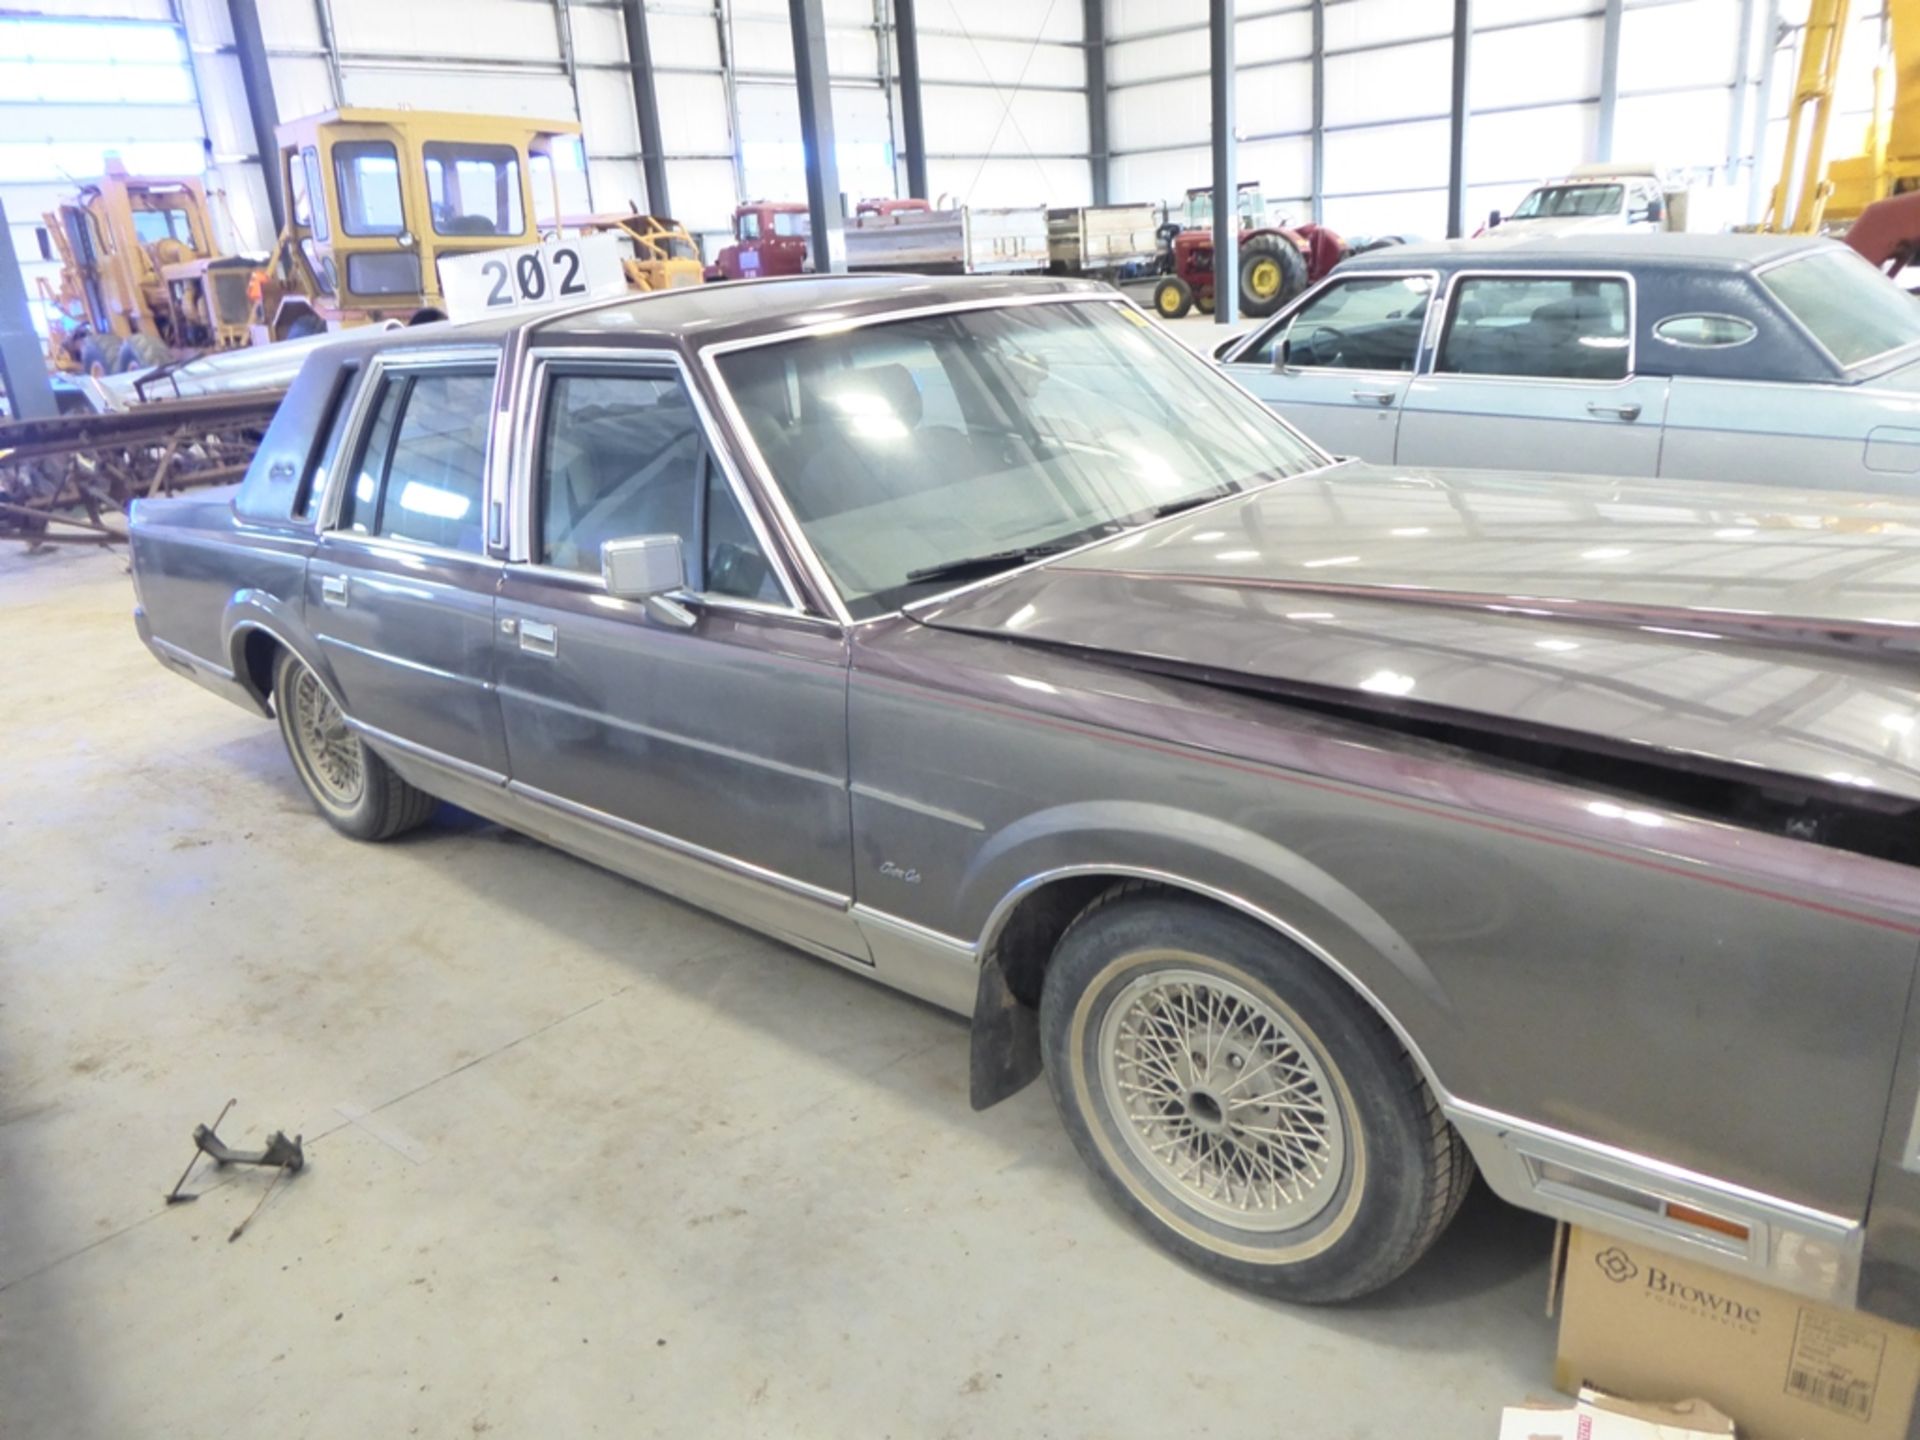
top-left (424, 143), bottom-right (523, 238)
top-left (1437, 276), bottom-right (1630, 381)
top-left (0, 18), bottom-right (195, 105)
top-left (334, 141), bottom-right (405, 237)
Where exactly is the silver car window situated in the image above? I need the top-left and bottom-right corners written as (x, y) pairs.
top-left (1272, 275), bottom-right (1433, 371)
top-left (538, 373), bottom-right (701, 573)
top-left (340, 368), bottom-right (495, 553)
top-left (1760, 249), bottom-right (1920, 368)
top-left (714, 300), bottom-right (1327, 619)
top-left (1437, 276), bottom-right (1630, 381)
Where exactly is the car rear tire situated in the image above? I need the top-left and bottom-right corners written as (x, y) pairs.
top-left (1238, 234), bottom-right (1308, 317)
top-left (1040, 888), bottom-right (1473, 1303)
top-left (1153, 276), bottom-right (1194, 319)
top-left (273, 651), bottom-right (437, 842)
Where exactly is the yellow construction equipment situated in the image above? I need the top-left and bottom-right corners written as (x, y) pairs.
top-left (38, 158), bottom-right (254, 373)
top-left (250, 107), bottom-right (583, 342)
top-left (576, 213), bottom-right (705, 291)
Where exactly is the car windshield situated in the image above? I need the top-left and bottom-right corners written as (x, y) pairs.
top-left (714, 300), bottom-right (1328, 618)
top-left (1759, 248), bottom-right (1920, 367)
top-left (1510, 184), bottom-right (1622, 219)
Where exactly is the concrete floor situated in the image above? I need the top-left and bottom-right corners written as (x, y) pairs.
top-left (0, 542), bottom-right (1560, 1439)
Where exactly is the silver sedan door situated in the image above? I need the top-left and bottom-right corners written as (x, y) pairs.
top-left (1396, 271), bottom-right (1670, 475)
top-left (1222, 272), bottom-right (1437, 460)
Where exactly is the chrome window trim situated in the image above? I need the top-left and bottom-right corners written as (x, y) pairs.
top-left (1651, 312), bottom-right (1760, 349)
top-left (1260, 268), bottom-right (1443, 379)
top-left (697, 291), bottom-right (1338, 629)
top-left (1421, 266), bottom-right (1640, 386)
top-left (319, 528), bottom-right (505, 570)
top-left (503, 344), bottom-right (814, 621)
top-left (1751, 247), bottom-right (1920, 375)
top-left (313, 345), bottom-right (506, 541)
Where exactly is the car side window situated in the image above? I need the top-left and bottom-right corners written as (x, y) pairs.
top-left (537, 372), bottom-right (704, 574)
top-left (1653, 314), bottom-right (1757, 348)
top-left (1437, 276), bottom-right (1630, 381)
top-left (337, 368), bottom-right (495, 553)
top-left (1271, 275), bottom-right (1434, 371)
top-left (704, 462), bottom-right (781, 603)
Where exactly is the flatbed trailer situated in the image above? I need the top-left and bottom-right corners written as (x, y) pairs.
top-left (1046, 204), bottom-right (1159, 274)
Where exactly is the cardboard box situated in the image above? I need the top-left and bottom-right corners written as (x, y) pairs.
top-left (1556, 1226), bottom-right (1920, 1440)
top-left (1502, 1388), bottom-right (1737, 1439)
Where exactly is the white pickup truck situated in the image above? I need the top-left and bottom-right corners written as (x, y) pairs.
top-left (1484, 163), bottom-right (1680, 238)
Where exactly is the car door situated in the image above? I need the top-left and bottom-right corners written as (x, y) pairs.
top-left (1222, 270), bottom-right (1436, 461)
top-left (1395, 270), bottom-right (1670, 474)
top-left (306, 349), bottom-right (508, 777)
top-left (491, 351), bottom-right (866, 961)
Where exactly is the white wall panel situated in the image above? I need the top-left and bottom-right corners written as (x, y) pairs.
top-left (15, 0), bottom-right (175, 16)
top-left (664, 156), bottom-right (739, 235)
top-left (927, 154), bottom-right (1090, 208)
top-left (1110, 29), bottom-right (1207, 86)
top-left (326, 0), bottom-right (564, 61)
top-left (728, 13), bottom-right (881, 77)
top-left (1324, 0), bottom-right (1449, 51)
top-left (1471, 16), bottom-right (1599, 110)
top-left (927, 88), bottom-right (1087, 155)
top-left (1324, 187), bottom-right (1446, 240)
top-left (1619, 0), bottom-right (1740, 90)
top-left (1325, 36), bottom-right (1451, 126)
top-left (917, 0), bottom-right (1084, 43)
top-left (266, 55), bottom-right (337, 120)
top-left (1111, 76), bottom-right (1210, 152)
top-left (1324, 116), bottom-right (1448, 192)
top-left (569, 3), bottom-right (628, 64)
top-left (1238, 59), bottom-right (1313, 138)
top-left (338, 67), bottom-right (578, 119)
top-left (1468, 101), bottom-right (1599, 186)
top-left (251, 0), bottom-right (323, 51)
top-left (654, 72), bottom-right (734, 153)
top-left (1109, 0), bottom-right (1204, 42)
top-left (1239, 135), bottom-right (1313, 204)
top-left (1240, 9), bottom-right (1313, 64)
top-left (588, 156), bottom-right (648, 214)
top-left (1475, 0), bottom-right (1593, 23)
top-left (916, 33), bottom-right (1083, 89)
top-left (1613, 88), bottom-right (1733, 174)
top-left (1111, 145), bottom-right (1207, 207)
top-left (646, 9), bottom-right (723, 70)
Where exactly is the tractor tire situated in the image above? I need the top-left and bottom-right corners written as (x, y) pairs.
top-left (1239, 234), bottom-right (1309, 317)
top-left (1153, 276), bottom-right (1194, 320)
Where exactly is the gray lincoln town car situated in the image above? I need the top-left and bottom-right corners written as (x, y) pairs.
top-left (128, 275), bottom-right (1920, 1320)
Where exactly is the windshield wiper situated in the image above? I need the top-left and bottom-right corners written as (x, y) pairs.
top-left (905, 539), bottom-right (1082, 585)
top-left (1147, 487), bottom-right (1237, 520)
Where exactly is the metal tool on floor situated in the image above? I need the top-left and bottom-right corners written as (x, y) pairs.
top-left (165, 1099), bottom-right (306, 1239)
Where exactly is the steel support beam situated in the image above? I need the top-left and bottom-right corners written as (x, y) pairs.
top-left (227, 0), bottom-right (286, 234)
top-left (1085, 0), bottom-right (1110, 206)
top-left (790, 0), bottom-right (848, 272)
top-left (1596, 0), bottom-right (1623, 162)
top-left (0, 199), bottom-right (56, 422)
top-left (1446, 0), bottom-right (1471, 238)
top-left (894, 0), bottom-right (929, 199)
top-left (1210, 0), bottom-right (1236, 324)
top-left (1748, 0), bottom-right (1784, 223)
top-left (1725, 0), bottom-right (1756, 184)
top-left (620, 0), bottom-right (673, 215)
top-left (1310, 0), bottom-right (1325, 223)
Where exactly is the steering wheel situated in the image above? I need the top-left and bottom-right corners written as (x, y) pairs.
top-left (1304, 324), bottom-right (1347, 365)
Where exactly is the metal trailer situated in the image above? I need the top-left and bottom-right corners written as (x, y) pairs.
top-left (1046, 204), bottom-right (1160, 274)
top-left (845, 206), bottom-right (1050, 275)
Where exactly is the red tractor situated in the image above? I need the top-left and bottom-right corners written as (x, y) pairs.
top-left (1152, 182), bottom-right (1345, 319)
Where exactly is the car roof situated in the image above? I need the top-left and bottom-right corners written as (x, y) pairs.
top-left (1337, 232), bottom-right (1839, 273)
top-left (528, 272), bottom-right (1114, 350)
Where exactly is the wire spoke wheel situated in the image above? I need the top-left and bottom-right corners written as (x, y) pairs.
top-left (1097, 961), bottom-right (1346, 1232)
top-left (289, 667), bottom-right (363, 807)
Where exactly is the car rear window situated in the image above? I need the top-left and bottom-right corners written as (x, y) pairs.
top-left (1759, 249), bottom-right (1920, 368)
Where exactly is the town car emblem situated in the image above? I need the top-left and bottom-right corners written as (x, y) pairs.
top-left (1594, 1246), bottom-right (1640, 1284)
top-left (879, 861), bottom-right (921, 885)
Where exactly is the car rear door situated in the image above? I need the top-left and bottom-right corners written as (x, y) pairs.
top-left (306, 348), bottom-right (509, 777)
top-left (1221, 270), bottom-right (1436, 460)
top-left (1396, 270), bottom-right (1670, 474)
top-left (491, 348), bottom-right (866, 961)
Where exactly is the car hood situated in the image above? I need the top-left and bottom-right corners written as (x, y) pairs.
top-left (910, 462), bottom-right (1920, 805)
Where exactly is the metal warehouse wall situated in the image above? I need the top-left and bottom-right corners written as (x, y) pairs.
top-left (1104, 0), bottom-right (1893, 242)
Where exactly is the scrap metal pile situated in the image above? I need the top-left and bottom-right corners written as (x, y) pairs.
top-left (0, 390), bottom-right (283, 546)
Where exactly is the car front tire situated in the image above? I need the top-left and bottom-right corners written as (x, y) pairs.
top-left (1040, 889), bottom-right (1473, 1303)
top-left (272, 650), bottom-right (437, 842)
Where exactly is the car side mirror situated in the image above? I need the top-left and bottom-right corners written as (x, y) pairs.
top-left (1646, 198), bottom-right (1664, 222)
top-left (1487, 210), bottom-right (1502, 229)
top-left (603, 533), bottom-right (695, 627)
top-left (1276, 337), bottom-right (1291, 369)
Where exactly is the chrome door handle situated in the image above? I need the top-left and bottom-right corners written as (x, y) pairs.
top-left (519, 619), bottom-right (557, 657)
top-left (1351, 388), bottom-right (1397, 407)
top-left (320, 574), bottom-right (349, 607)
top-left (1586, 402), bottom-right (1643, 421)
